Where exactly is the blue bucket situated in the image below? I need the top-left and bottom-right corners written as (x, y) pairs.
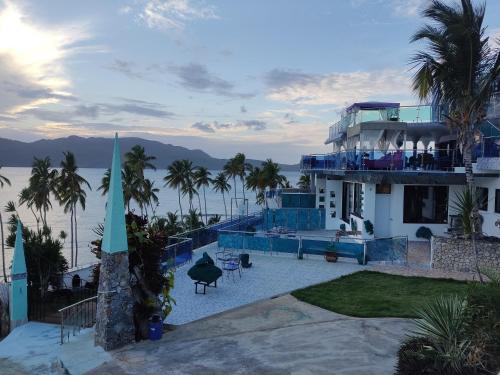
top-left (148, 315), bottom-right (163, 341)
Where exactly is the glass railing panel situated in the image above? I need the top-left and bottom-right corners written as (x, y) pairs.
top-left (399, 105), bottom-right (433, 123)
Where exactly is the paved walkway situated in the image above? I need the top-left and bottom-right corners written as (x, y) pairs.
top-left (167, 243), bottom-right (364, 325)
top-left (85, 295), bottom-right (413, 375)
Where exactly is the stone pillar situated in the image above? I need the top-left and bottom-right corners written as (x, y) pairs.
top-left (95, 134), bottom-right (135, 351)
top-left (9, 220), bottom-right (27, 331)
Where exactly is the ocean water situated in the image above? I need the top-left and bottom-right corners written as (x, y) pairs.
top-left (0, 167), bottom-right (300, 274)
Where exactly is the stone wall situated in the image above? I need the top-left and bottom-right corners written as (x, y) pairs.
top-left (431, 236), bottom-right (500, 273)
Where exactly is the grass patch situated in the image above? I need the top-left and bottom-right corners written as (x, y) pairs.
top-left (291, 270), bottom-right (470, 318)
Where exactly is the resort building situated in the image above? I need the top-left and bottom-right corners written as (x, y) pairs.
top-left (299, 92), bottom-right (500, 241)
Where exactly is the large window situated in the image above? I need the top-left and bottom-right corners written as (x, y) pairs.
top-left (476, 187), bottom-right (488, 211)
top-left (495, 189), bottom-right (500, 214)
top-left (403, 186), bottom-right (449, 224)
top-left (342, 182), bottom-right (363, 222)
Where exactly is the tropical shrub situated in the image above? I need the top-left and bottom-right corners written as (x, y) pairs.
top-left (91, 213), bottom-right (175, 341)
top-left (6, 220), bottom-right (67, 296)
top-left (416, 226), bottom-right (433, 241)
top-left (363, 220), bottom-right (374, 235)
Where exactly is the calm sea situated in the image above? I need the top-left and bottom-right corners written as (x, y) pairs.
top-left (0, 167), bottom-right (300, 274)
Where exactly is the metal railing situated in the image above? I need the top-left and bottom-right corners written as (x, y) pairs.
top-left (301, 148), bottom-right (463, 172)
top-left (59, 296), bottom-right (97, 344)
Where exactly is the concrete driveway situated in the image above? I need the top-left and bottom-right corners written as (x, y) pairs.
top-left (85, 295), bottom-right (413, 375)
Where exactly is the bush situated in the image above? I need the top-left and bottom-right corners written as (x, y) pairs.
top-left (363, 220), bottom-right (374, 235)
top-left (395, 337), bottom-right (436, 375)
top-left (416, 226), bottom-right (433, 240)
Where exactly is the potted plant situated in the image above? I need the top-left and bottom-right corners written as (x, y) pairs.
top-left (324, 243), bottom-right (338, 263)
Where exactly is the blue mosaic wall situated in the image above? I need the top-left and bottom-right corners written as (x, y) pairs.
top-left (281, 193), bottom-right (316, 208)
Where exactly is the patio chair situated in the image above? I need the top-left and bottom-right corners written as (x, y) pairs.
top-left (223, 257), bottom-right (241, 281)
top-left (216, 248), bottom-right (237, 266)
top-left (239, 253), bottom-right (252, 269)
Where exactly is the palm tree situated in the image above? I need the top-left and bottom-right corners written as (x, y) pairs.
top-left (212, 172), bottom-right (231, 218)
top-left (122, 164), bottom-right (141, 212)
top-left (246, 166), bottom-right (264, 202)
top-left (164, 160), bottom-right (186, 220)
top-left (184, 209), bottom-right (204, 231)
top-left (297, 174), bottom-right (311, 190)
top-left (164, 211), bottom-right (183, 236)
top-left (56, 152), bottom-right (91, 268)
top-left (141, 179), bottom-right (159, 217)
top-left (410, 0), bottom-right (499, 282)
top-left (261, 159), bottom-right (287, 190)
top-left (125, 145), bottom-right (156, 178)
top-left (223, 157), bottom-right (240, 206)
top-left (194, 167), bottom-right (211, 224)
top-left (22, 157), bottom-right (58, 228)
top-left (234, 153), bottom-right (251, 202)
top-left (0, 167), bottom-right (11, 282)
top-left (181, 173), bottom-right (197, 211)
top-left (98, 168), bottom-right (111, 195)
top-left (18, 187), bottom-right (40, 228)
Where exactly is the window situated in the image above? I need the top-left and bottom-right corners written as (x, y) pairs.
top-left (342, 182), bottom-right (363, 222)
top-left (476, 187), bottom-right (488, 211)
top-left (496, 190), bottom-right (500, 214)
top-left (403, 186), bottom-right (449, 224)
top-left (376, 183), bottom-right (391, 194)
top-left (319, 196), bottom-right (325, 203)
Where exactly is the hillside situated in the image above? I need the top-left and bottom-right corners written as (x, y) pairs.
top-left (0, 136), bottom-right (299, 171)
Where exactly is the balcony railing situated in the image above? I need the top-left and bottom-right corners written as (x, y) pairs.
top-left (301, 148), bottom-right (464, 172)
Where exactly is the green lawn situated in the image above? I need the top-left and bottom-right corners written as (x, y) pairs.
top-left (291, 270), bottom-right (471, 318)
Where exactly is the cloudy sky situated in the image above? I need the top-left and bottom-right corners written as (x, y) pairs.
top-left (0, 0), bottom-right (498, 163)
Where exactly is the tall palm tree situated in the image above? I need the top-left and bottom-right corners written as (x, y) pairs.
top-left (223, 157), bottom-right (240, 207)
top-left (122, 164), bottom-right (141, 212)
top-left (22, 157), bottom-right (58, 228)
top-left (56, 152), bottom-right (91, 268)
top-left (234, 153), bottom-right (251, 202)
top-left (0, 167), bottom-right (11, 282)
top-left (246, 166), bottom-right (264, 202)
top-left (194, 167), bottom-right (211, 224)
top-left (98, 168), bottom-right (111, 196)
top-left (410, 0), bottom-right (499, 282)
top-left (141, 178), bottom-right (159, 217)
top-left (212, 172), bottom-right (231, 218)
top-left (164, 160), bottom-right (186, 220)
top-left (164, 211), bottom-right (183, 236)
top-left (125, 145), bottom-right (156, 178)
top-left (261, 159), bottom-right (287, 190)
top-left (297, 174), bottom-right (311, 190)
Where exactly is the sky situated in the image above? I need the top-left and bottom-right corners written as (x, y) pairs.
top-left (0, 0), bottom-right (498, 163)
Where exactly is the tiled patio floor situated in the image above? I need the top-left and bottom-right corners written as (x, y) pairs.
top-left (167, 243), bottom-right (364, 325)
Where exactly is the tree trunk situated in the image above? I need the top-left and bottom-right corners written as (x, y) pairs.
top-left (203, 187), bottom-right (208, 224)
top-left (197, 194), bottom-right (203, 222)
top-left (233, 176), bottom-right (238, 207)
top-left (177, 186), bottom-right (183, 220)
top-left (222, 192), bottom-right (227, 218)
top-left (70, 207), bottom-right (74, 269)
top-left (0, 211), bottom-right (7, 282)
top-left (241, 177), bottom-right (246, 202)
top-left (463, 127), bottom-right (484, 283)
top-left (74, 203), bottom-right (79, 268)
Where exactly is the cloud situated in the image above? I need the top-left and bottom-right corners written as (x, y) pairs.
top-left (0, 2), bottom-right (89, 114)
top-left (168, 63), bottom-right (253, 98)
top-left (350, 0), bottom-right (429, 18)
top-left (265, 68), bottom-right (411, 106)
top-left (488, 28), bottom-right (500, 49)
top-left (106, 59), bottom-right (143, 79)
top-left (137, 0), bottom-right (218, 31)
top-left (19, 98), bottom-right (174, 122)
top-left (191, 122), bottom-right (215, 133)
top-left (191, 119), bottom-right (267, 133)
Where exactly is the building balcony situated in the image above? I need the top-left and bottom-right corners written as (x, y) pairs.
top-left (301, 148), bottom-right (464, 173)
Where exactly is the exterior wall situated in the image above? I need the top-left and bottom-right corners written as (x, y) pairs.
top-left (431, 236), bottom-right (500, 272)
top-left (475, 176), bottom-right (500, 238)
top-left (387, 184), bottom-right (462, 241)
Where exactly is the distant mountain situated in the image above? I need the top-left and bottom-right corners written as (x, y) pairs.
top-left (0, 136), bottom-right (299, 171)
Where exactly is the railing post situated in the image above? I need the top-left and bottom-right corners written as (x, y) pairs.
top-left (60, 311), bottom-right (64, 345)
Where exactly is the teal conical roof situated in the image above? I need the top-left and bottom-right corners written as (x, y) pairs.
top-left (11, 220), bottom-right (26, 276)
top-left (101, 134), bottom-right (128, 253)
